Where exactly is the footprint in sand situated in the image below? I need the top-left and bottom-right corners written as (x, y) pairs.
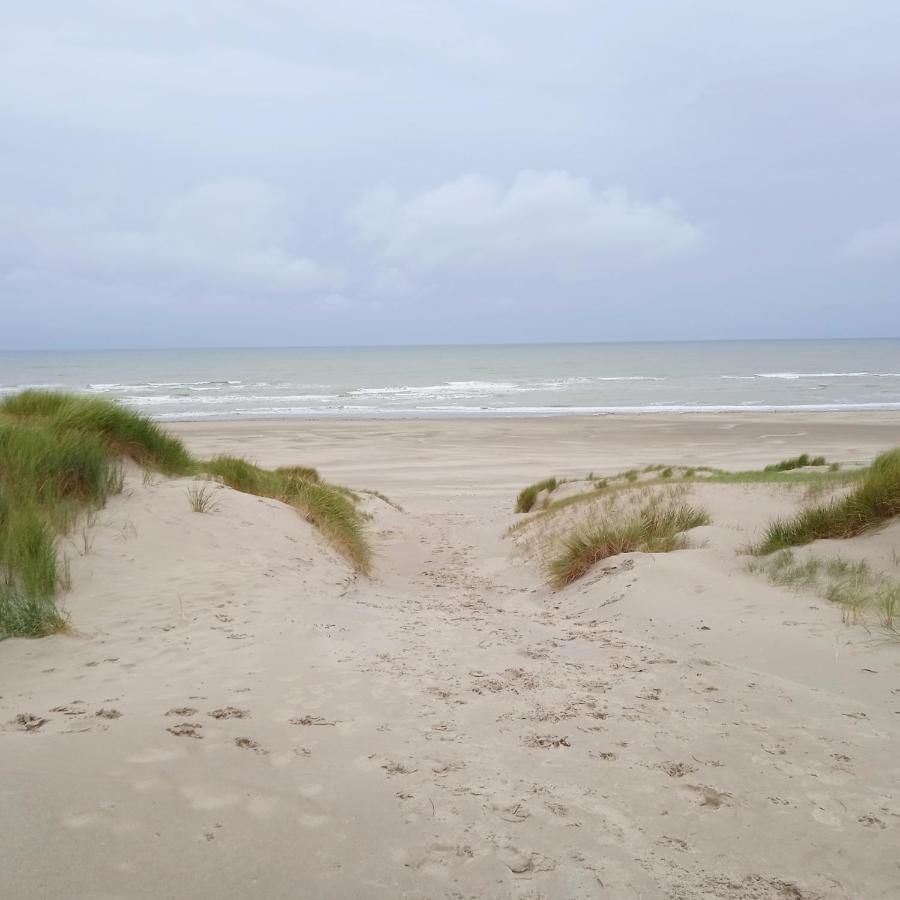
top-left (590, 750), bottom-right (617, 761)
top-left (51, 703), bottom-right (86, 717)
top-left (289, 715), bottom-right (336, 726)
top-left (166, 707), bottom-right (198, 717)
top-left (523, 733), bottom-right (571, 749)
top-left (657, 761), bottom-right (697, 778)
top-left (381, 761), bottom-right (418, 776)
top-left (167, 722), bottom-right (203, 739)
top-left (13, 713), bottom-right (48, 732)
top-left (684, 784), bottom-right (732, 809)
top-left (208, 707), bottom-right (249, 720)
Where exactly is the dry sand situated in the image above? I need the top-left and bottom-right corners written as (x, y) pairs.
top-left (2, 413), bottom-right (900, 899)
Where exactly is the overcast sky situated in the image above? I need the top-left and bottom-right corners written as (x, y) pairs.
top-left (2, 1), bottom-right (899, 349)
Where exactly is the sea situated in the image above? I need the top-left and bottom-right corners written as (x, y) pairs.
top-left (1, 340), bottom-right (899, 421)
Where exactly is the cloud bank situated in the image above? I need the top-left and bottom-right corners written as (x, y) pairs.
top-left (352, 172), bottom-right (701, 272)
top-left (844, 219), bottom-right (900, 262)
top-left (1, 179), bottom-right (342, 299)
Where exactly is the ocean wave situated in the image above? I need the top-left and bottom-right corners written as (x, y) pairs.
top-left (124, 393), bottom-right (339, 407)
top-left (0, 382), bottom-right (65, 393)
top-left (347, 381), bottom-right (518, 397)
top-left (595, 376), bottom-right (665, 381)
top-left (752, 372), bottom-right (871, 379)
top-left (345, 376), bottom-right (663, 399)
top-left (721, 372), bottom-right (900, 380)
top-left (87, 380), bottom-right (244, 393)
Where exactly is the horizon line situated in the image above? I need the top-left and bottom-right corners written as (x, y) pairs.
top-left (3, 335), bottom-right (900, 354)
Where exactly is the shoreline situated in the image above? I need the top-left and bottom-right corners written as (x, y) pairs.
top-left (155, 406), bottom-right (900, 424)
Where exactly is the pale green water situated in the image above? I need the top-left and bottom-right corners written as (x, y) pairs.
top-left (0, 340), bottom-right (898, 419)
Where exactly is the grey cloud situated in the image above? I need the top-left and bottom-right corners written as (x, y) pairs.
top-left (844, 219), bottom-right (900, 261)
top-left (351, 172), bottom-right (702, 272)
top-left (0, 179), bottom-right (343, 298)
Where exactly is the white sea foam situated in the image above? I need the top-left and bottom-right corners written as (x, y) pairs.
top-left (753, 372), bottom-right (870, 379)
top-left (87, 380), bottom-right (244, 393)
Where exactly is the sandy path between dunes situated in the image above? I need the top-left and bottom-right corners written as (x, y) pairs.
top-left (2, 413), bottom-right (900, 899)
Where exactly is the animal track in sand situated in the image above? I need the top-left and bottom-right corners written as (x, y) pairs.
top-left (234, 736), bottom-right (264, 752)
top-left (166, 707), bottom-right (198, 716)
top-left (95, 708), bottom-right (122, 719)
top-left (208, 707), bottom-right (249, 720)
top-left (167, 722), bottom-right (203, 739)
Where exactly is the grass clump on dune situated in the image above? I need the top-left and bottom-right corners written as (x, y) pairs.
top-left (748, 550), bottom-right (900, 636)
top-left (186, 483), bottom-right (221, 514)
top-left (204, 456), bottom-right (369, 573)
top-left (0, 391), bottom-right (371, 638)
top-left (516, 477), bottom-right (560, 513)
top-left (2, 389), bottom-right (192, 473)
top-left (547, 496), bottom-right (709, 588)
top-left (752, 448), bottom-right (900, 554)
top-left (511, 459), bottom-right (859, 535)
top-left (764, 453), bottom-right (827, 472)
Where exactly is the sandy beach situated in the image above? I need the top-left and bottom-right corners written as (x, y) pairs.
top-left (3, 413), bottom-right (900, 899)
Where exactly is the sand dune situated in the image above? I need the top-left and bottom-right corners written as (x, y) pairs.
top-left (2, 414), bottom-right (900, 899)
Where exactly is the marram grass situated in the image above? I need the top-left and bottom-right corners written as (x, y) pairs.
top-left (748, 549), bottom-right (900, 637)
top-left (752, 448), bottom-right (900, 554)
top-left (515, 477), bottom-right (560, 513)
top-left (0, 391), bottom-right (370, 639)
top-left (511, 458), bottom-right (860, 533)
top-left (546, 498), bottom-right (709, 588)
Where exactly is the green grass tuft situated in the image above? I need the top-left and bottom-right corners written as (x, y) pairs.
top-left (2, 390), bottom-right (193, 473)
top-left (764, 453), bottom-right (827, 472)
top-left (547, 498), bottom-right (709, 588)
top-left (186, 483), bottom-right (221, 514)
top-left (752, 448), bottom-right (900, 554)
top-left (748, 549), bottom-right (900, 636)
top-left (200, 457), bottom-right (369, 571)
top-left (0, 391), bottom-right (371, 638)
top-left (516, 477), bottom-right (560, 513)
top-left (274, 465), bottom-right (320, 483)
